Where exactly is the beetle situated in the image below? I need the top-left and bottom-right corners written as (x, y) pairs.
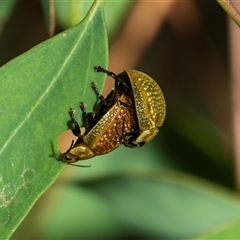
top-left (94, 66), bottom-right (166, 147)
top-left (60, 82), bottom-right (137, 166)
top-left (59, 66), bottom-right (166, 166)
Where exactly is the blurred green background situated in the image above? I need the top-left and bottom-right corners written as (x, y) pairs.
top-left (0, 0), bottom-right (238, 239)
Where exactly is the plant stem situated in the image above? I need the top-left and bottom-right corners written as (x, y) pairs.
top-left (217, 0), bottom-right (240, 27)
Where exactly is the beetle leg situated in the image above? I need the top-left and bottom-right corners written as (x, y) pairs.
top-left (118, 100), bottom-right (135, 111)
top-left (68, 108), bottom-right (81, 137)
top-left (94, 66), bottom-right (132, 96)
top-left (91, 82), bottom-right (106, 103)
top-left (91, 82), bottom-right (120, 126)
top-left (123, 130), bottom-right (145, 148)
top-left (79, 102), bottom-right (87, 114)
top-left (94, 66), bottom-right (119, 80)
top-left (116, 116), bottom-right (126, 143)
top-left (79, 102), bottom-right (96, 131)
top-left (80, 102), bottom-right (94, 120)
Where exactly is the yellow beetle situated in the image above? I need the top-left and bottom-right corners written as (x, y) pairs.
top-left (60, 66), bottom-right (166, 166)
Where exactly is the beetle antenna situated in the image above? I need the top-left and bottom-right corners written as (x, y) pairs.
top-left (69, 163), bottom-right (91, 167)
top-left (94, 66), bottom-right (131, 96)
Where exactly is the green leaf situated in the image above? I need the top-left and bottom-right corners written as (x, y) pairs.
top-left (24, 171), bottom-right (240, 239)
top-left (196, 217), bottom-right (240, 239)
top-left (54, 0), bottom-right (132, 37)
top-left (78, 173), bottom-right (240, 239)
top-left (54, 1), bottom-right (91, 29)
top-left (0, 0), bottom-right (108, 238)
top-left (0, 0), bottom-right (17, 36)
top-left (40, 0), bottom-right (55, 36)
